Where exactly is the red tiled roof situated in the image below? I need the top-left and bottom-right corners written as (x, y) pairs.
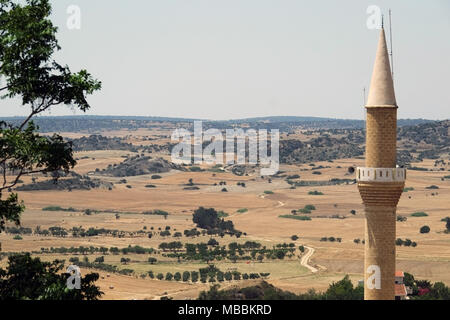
top-left (395, 271), bottom-right (404, 277)
top-left (395, 284), bottom-right (407, 296)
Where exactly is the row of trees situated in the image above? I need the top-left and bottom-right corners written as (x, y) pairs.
top-left (147, 265), bottom-right (270, 284)
top-left (36, 244), bottom-right (156, 255)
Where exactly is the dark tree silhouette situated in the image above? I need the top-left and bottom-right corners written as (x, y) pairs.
top-left (0, 253), bottom-right (102, 300)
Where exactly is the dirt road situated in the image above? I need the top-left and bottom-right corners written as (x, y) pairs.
top-left (300, 246), bottom-right (318, 273)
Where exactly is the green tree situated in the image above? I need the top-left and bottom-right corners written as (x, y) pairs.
top-left (191, 271), bottom-right (199, 282)
top-left (165, 272), bottom-right (173, 281)
top-left (0, 0), bottom-right (101, 236)
top-left (257, 254), bottom-right (264, 263)
top-left (182, 271), bottom-right (190, 282)
top-left (420, 225), bottom-right (430, 234)
top-left (0, 253), bottom-right (102, 300)
top-left (324, 275), bottom-right (363, 300)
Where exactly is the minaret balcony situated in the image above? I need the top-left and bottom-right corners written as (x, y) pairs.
top-left (356, 167), bottom-right (406, 182)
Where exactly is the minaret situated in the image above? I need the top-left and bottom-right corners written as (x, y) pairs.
top-left (356, 26), bottom-right (406, 300)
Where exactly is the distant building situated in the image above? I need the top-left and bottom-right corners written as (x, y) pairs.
top-left (394, 271), bottom-right (408, 300)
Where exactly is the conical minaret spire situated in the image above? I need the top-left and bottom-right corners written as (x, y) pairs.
top-left (366, 27), bottom-right (396, 107)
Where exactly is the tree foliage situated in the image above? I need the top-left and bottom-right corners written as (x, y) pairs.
top-left (0, 253), bottom-right (103, 300)
top-left (0, 0), bottom-right (101, 232)
top-left (192, 207), bottom-right (235, 233)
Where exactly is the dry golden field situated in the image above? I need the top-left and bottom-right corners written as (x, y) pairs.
top-left (0, 130), bottom-right (449, 300)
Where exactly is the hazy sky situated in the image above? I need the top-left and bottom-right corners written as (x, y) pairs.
top-left (2, 0), bottom-right (449, 120)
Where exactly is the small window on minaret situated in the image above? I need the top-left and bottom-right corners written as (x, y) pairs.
top-left (380, 171), bottom-right (382, 177)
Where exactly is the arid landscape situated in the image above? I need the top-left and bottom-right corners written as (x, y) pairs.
top-left (0, 117), bottom-right (448, 300)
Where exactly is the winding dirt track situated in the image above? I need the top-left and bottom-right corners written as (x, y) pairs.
top-left (300, 246), bottom-right (318, 273)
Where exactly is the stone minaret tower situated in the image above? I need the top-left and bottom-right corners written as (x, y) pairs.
top-left (356, 26), bottom-right (406, 300)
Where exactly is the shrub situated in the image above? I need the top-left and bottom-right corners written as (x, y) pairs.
top-left (264, 190), bottom-right (274, 195)
top-left (191, 271), bottom-right (199, 282)
top-left (411, 212), bottom-right (428, 217)
top-left (151, 175), bottom-right (162, 179)
top-left (217, 211), bottom-right (229, 218)
top-left (291, 235), bottom-right (299, 241)
top-left (224, 272), bottom-right (233, 281)
top-left (143, 210), bottom-right (169, 217)
top-left (42, 206), bottom-right (77, 212)
top-left (308, 190), bottom-right (324, 195)
top-left (13, 235), bottom-right (23, 240)
top-left (207, 238), bottom-right (219, 246)
top-left (69, 257), bottom-right (80, 263)
top-left (237, 208), bottom-right (248, 214)
top-left (119, 269), bottom-right (134, 276)
top-left (165, 272), bottom-right (173, 281)
top-left (425, 185), bottom-right (439, 189)
top-left (221, 188), bottom-right (228, 192)
top-left (145, 184), bottom-right (156, 188)
top-left (279, 215), bottom-right (311, 221)
top-left (304, 205), bottom-right (316, 211)
top-left (420, 226), bottom-right (430, 234)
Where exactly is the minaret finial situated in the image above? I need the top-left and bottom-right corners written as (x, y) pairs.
top-left (381, 14), bottom-right (384, 29)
